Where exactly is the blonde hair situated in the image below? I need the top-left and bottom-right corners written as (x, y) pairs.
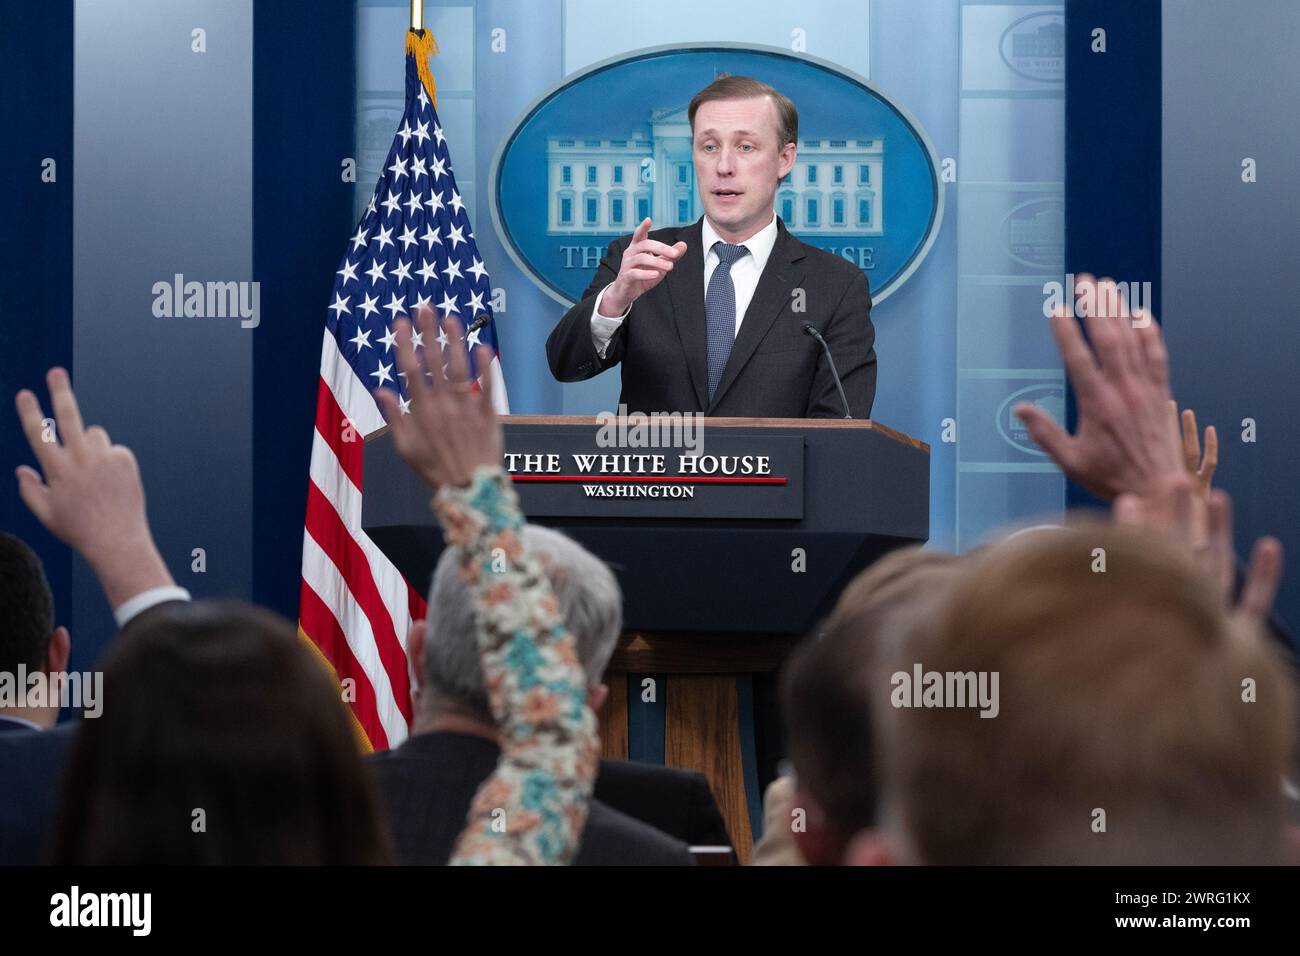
top-left (882, 522), bottom-right (1295, 864)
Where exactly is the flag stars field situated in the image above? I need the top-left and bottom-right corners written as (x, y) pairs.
top-left (319, 46), bottom-right (505, 433)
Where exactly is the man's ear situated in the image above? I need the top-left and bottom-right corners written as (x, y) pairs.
top-left (408, 620), bottom-right (426, 694)
top-left (843, 827), bottom-right (904, 866)
top-left (789, 787), bottom-right (836, 866)
top-left (777, 141), bottom-right (797, 181)
top-left (45, 626), bottom-right (71, 675)
top-left (586, 682), bottom-right (609, 713)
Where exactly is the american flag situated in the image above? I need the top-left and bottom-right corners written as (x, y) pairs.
top-left (299, 34), bottom-right (508, 751)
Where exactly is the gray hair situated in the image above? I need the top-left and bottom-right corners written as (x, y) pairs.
top-left (422, 525), bottom-right (622, 716)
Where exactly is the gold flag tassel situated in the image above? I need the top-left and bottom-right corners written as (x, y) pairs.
top-left (405, 29), bottom-right (440, 109)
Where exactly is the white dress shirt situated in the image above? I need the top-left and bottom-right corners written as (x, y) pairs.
top-left (113, 586), bottom-right (192, 629)
top-left (0, 714), bottom-right (42, 731)
top-left (589, 215), bottom-right (781, 359)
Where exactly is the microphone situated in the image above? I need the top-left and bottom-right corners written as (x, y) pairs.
top-left (802, 323), bottom-right (852, 419)
top-left (466, 314), bottom-right (491, 335)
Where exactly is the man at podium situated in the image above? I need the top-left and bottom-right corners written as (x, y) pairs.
top-left (546, 75), bottom-right (877, 419)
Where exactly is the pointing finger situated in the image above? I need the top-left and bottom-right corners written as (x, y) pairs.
top-left (15, 389), bottom-right (58, 472)
top-left (47, 368), bottom-right (86, 449)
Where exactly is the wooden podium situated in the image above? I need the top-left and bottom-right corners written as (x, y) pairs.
top-left (364, 416), bottom-right (929, 862)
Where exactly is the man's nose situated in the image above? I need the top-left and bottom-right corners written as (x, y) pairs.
top-left (715, 149), bottom-right (735, 175)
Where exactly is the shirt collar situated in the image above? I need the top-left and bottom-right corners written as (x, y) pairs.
top-left (702, 214), bottom-right (780, 273)
top-left (0, 714), bottom-right (44, 732)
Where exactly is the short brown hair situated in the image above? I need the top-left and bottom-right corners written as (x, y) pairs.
top-left (883, 524), bottom-right (1296, 865)
top-left (688, 74), bottom-right (798, 146)
top-left (0, 532), bottom-right (54, 673)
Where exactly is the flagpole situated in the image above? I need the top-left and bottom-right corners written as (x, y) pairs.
top-left (410, 0), bottom-right (423, 31)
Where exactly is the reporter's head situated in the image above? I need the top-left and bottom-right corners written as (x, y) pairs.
top-left (782, 546), bottom-right (963, 865)
top-left (0, 532), bottom-right (70, 729)
top-left (420, 525), bottom-right (622, 720)
top-left (868, 523), bottom-right (1296, 865)
top-left (51, 600), bottom-right (392, 864)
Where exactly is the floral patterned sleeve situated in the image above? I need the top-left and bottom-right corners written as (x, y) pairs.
top-left (436, 466), bottom-right (600, 866)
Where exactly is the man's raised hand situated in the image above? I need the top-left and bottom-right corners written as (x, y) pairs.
top-left (1115, 481), bottom-right (1283, 628)
top-left (597, 217), bottom-right (688, 317)
top-left (373, 310), bottom-right (503, 491)
top-left (1013, 275), bottom-right (1184, 501)
top-left (14, 368), bottom-right (173, 607)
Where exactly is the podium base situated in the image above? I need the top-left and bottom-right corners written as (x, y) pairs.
top-left (596, 632), bottom-right (802, 865)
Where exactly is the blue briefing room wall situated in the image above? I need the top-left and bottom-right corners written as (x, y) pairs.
top-left (6, 0), bottom-right (260, 685)
top-left (252, 2), bottom-right (358, 622)
top-left (69, 0), bottom-right (256, 682)
top-left (1160, 0), bottom-right (1300, 652)
top-left (1063, 0), bottom-right (1161, 510)
top-left (0, 1), bottom-right (75, 662)
top-left (1064, 1), bottom-right (1299, 650)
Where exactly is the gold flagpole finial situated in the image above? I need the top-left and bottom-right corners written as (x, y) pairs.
top-left (410, 0), bottom-right (423, 32)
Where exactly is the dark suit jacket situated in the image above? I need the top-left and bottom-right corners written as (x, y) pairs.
top-left (368, 731), bottom-right (694, 865)
top-left (0, 599), bottom-right (190, 865)
top-left (546, 217), bottom-right (876, 419)
top-left (0, 719), bottom-right (77, 865)
top-left (595, 758), bottom-right (731, 848)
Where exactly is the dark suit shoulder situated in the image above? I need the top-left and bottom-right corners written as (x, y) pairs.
top-left (595, 758), bottom-right (732, 849)
top-left (366, 732), bottom-right (503, 866)
top-left (788, 232), bottom-right (871, 284)
top-left (368, 735), bottom-right (694, 865)
top-left (366, 732), bottom-right (500, 786)
top-left (598, 756), bottom-right (708, 790)
top-left (0, 721), bottom-right (79, 865)
top-left (576, 801), bottom-right (694, 866)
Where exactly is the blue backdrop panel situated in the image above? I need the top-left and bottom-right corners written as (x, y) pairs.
top-left (69, 0), bottom-right (255, 674)
top-left (253, 1), bottom-right (358, 621)
top-left (1064, 0), bottom-right (1161, 508)
top-left (1162, 0), bottom-right (1300, 644)
top-left (0, 0), bottom-right (75, 663)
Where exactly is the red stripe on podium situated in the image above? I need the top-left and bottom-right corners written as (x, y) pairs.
top-left (510, 475), bottom-right (787, 484)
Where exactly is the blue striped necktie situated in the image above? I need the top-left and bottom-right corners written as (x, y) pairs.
top-left (706, 241), bottom-right (750, 400)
